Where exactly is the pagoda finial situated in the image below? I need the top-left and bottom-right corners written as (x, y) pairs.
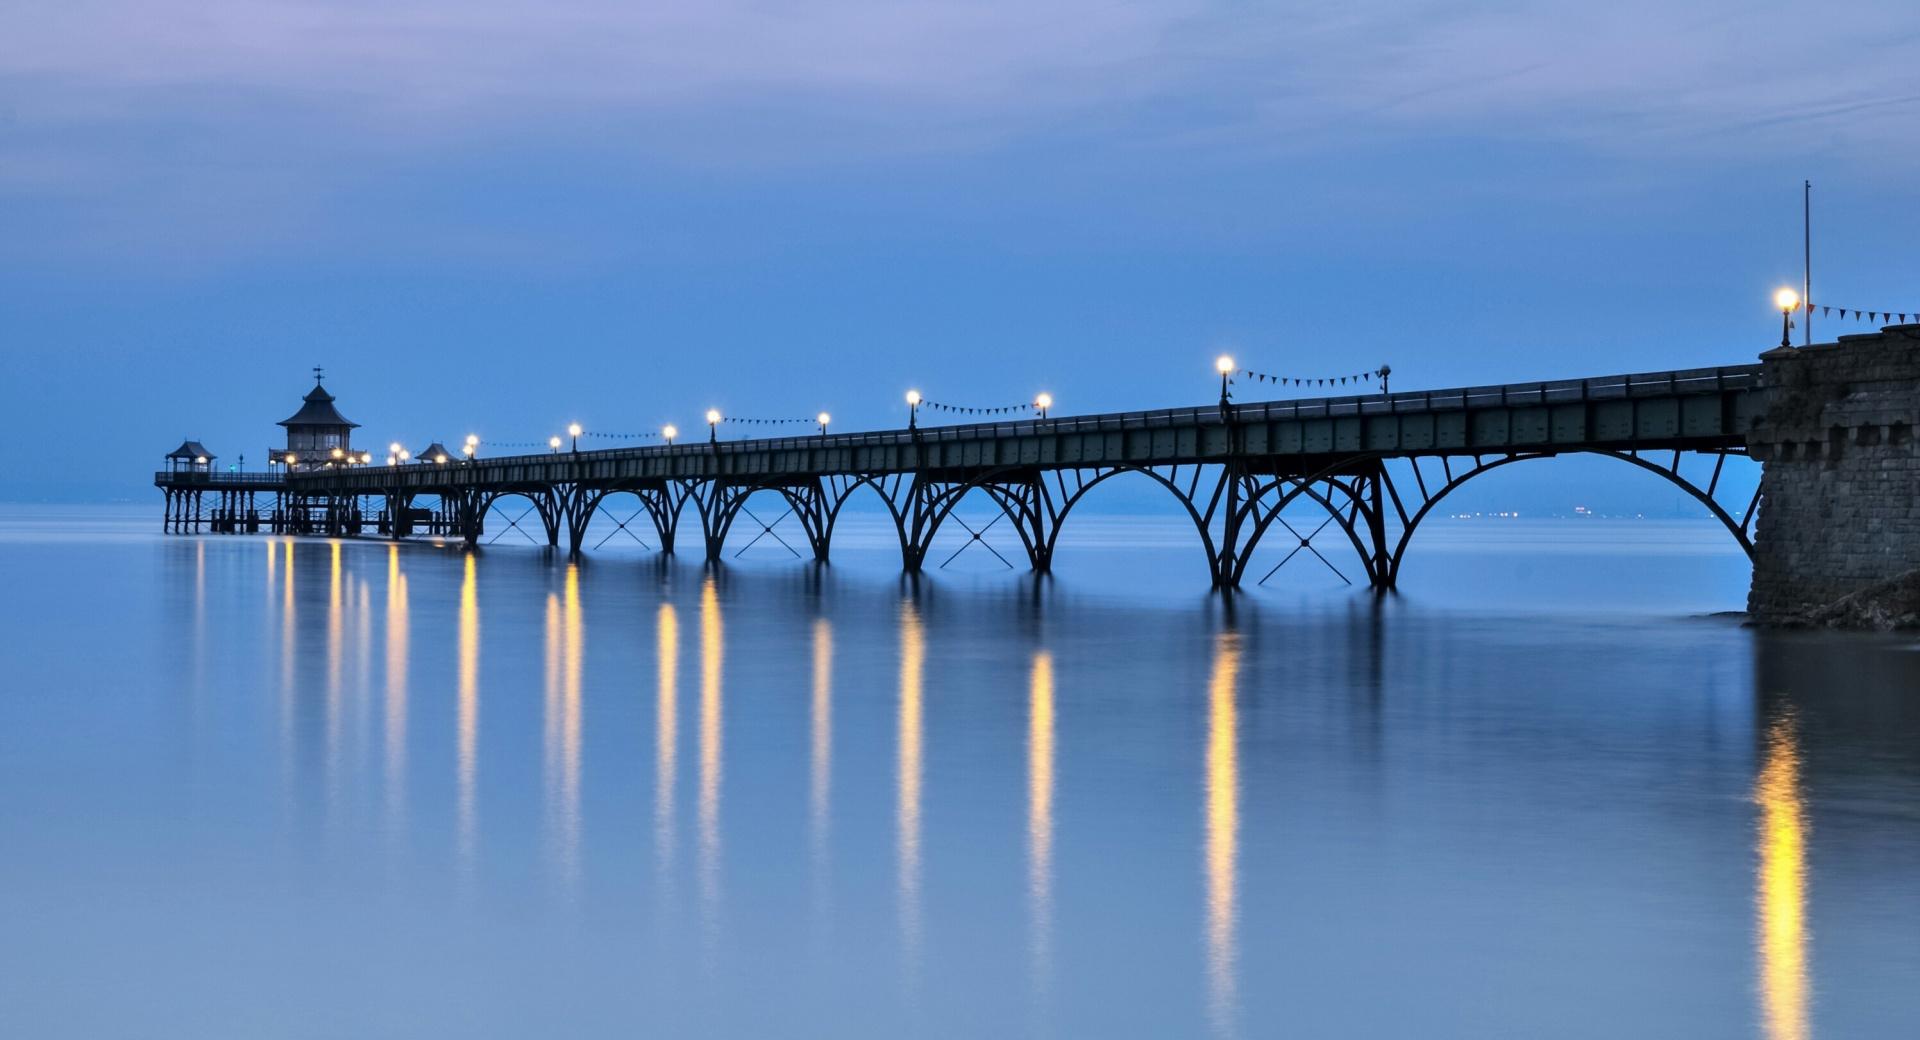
top-left (313, 365), bottom-right (325, 384)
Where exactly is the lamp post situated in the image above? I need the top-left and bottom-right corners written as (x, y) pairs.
top-left (1034, 392), bottom-right (1053, 419)
top-left (663, 424), bottom-right (678, 446)
top-left (706, 409), bottom-right (722, 444)
top-left (906, 390), bottom-right (922, 430)
top-left (568, 422), bottom-right (582, 453)
top-left (549, 436), bottom-right (562, 455)
top-left (1378, 364), bottom-right (1392, 395)
top-left (817, 411), bottom-right (831, 436)
top-left (398, 450), bottom-right (411, 464)
top-left (1775, 287), bottom-right (1800, 349)
top-left (464, 433), bottom-right (479, 461)
top-left (462, 444), bottom-right (475, 463)
top-left (389, 442), bottom-right (403, 467)
top-left (1215, 355), bottom-right (1235, 408)
top-left (330, 447), bottom-right (344, 468)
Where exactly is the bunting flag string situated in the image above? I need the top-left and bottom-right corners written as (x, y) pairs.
top-left (582, 430), bottom-right (661, 440)
top-left (721, 416), bottom-right (814, 426)
top-left (1235, 365), bottom-right (1388, 390)
top-left (1805, 302), bottom-right (1918, 325)
top-left (919, 398), bottom-right (1038, 416)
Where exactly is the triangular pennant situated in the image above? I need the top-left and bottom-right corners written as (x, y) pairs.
top-left (1871, 312), bottom-right (1879, 322)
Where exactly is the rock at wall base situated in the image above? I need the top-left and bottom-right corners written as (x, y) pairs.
top-left (1785, 568), bottom-right (1920, 631)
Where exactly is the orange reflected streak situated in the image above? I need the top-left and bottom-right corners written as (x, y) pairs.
top-left (698, 577), bottom-right (724, 920)
top-left (655, 602), bottom-right (680, 876)
top-left (1757, 715), bottom-right (1812, 1040)
top-left (1204, 632), bottom-right (1240, 1035)
top-left (327, 541), bottom-right (343, 802)
top-left (456, 553), bottom-right (480, 867)
top-left (384, 543), bottom-right (409, 830)
top-left (898, 601), bottom-right (925, 958)
top-left (1028, 650), bottom-right (1056, 992)
top-left (811, 617), bottom-right (834, 862)
top-left (560, 564), bottom-right (584, 887)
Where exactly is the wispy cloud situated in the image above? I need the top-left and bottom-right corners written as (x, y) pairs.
top-left (4, 0), bottom-right (1916, 264)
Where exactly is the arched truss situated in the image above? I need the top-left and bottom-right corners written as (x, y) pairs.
top-left (468, 487), bottom-right (563, 548)
top-left (1369, 448), bottom-right (1759, 587)
top-left (1215, 447), bottom-right (1759, 590)
top-left (424, 446), bottom-right (1760, 590)
top-left (562, 482), bottom-right (692, 556)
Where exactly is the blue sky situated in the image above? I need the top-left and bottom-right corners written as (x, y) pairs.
top-left (3, 0), bottom-right (1918, 504)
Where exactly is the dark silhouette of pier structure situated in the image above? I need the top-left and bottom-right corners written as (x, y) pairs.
top-left (158, 364), bottom-right (1768, 591)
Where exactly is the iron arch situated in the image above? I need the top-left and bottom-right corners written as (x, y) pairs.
top-left (1382, 449), bottom-right (1758, 586)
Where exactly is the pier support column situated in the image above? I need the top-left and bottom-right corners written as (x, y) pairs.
top-left (1748, 324), bottom-right (1920, 622)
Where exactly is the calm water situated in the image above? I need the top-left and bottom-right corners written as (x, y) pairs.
top-left (2, 506), bottom-right (1917, 1038)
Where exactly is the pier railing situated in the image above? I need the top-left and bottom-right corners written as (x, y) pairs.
top-left (153, 471), bottom-right (289, 487)
top-left (336, 363), bottom-right (1762, 472)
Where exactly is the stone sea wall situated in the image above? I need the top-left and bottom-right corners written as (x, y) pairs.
top-left (1747, 325), bottom-right (1920, 624)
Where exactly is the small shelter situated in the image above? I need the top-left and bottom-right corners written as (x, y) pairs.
top-left (165, 440), bottom-right (216, 474)
top-left (415, 442), bottom-right (459, 465)
top-left (276, 372), bottom-right (360, 469)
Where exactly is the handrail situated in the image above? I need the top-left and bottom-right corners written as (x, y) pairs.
top-left (154, 471), bottom-right (289, 485)
top-left (281, 362), bottom-right (1761, 481)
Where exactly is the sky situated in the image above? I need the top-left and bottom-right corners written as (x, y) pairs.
top-left (3, 0), bottom-right (1918, 505)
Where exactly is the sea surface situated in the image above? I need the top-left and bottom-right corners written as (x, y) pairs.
top-left (1, 504), bottom-right (1916, 1038)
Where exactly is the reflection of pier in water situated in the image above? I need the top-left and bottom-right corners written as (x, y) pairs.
top-left (213, 538), bottom-right (1920, 1035)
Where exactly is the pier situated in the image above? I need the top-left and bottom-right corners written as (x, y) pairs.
top-left (157, 325), bottom-right (1920, 619)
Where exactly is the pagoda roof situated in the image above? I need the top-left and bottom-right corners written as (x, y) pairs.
top-left (167, 439), bottom-right (215, 460)
top-left (278, 382), bottom-right (360, 428)
top-left (416, 442), bottom-right (458, 463)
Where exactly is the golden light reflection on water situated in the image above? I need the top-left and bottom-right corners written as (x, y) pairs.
top-left (544, 565), bottom-right (585, 890)
top-left (1756, 714), bottom-right (1812, 1040)
top-left (456, 553), bottom-right (480, 869)
top-left (699, 576), bottom-right (725, 928)
top-left (811, 617), bottom-right (835, 941)
top-left (384, 544), bottom-right (409, 832)
top-left (278, 540), bottom-right (295, 798)
top-left (562, 564), bottom-right (584, 886)
top-left (1028, 650), bottom-right (1055, 995)
top-left (655, 602), bottom-right (680, 883)
top-left (898, 600), bottom-right (925, 963)
top-left (1205, 631), bottom-right (1240, 1036)
top-left (327, 542), bottom-right (344, 812)
top-left (811, 617), bottom-right (834, 866)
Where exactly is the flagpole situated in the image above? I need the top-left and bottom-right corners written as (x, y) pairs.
top-left (1803, 179), bottom-right (1812, 347)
